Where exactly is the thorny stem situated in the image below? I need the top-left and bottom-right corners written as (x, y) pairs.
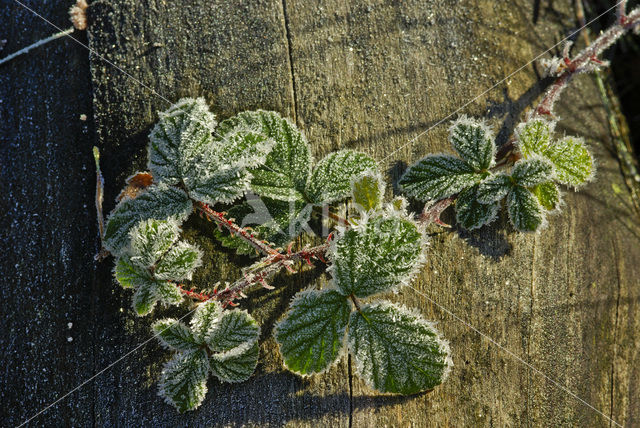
top-left (534, 5), bottom-right (640, 117)
top-left (176, 242), bottom-right (331, 306)
top-left (194, 201), bottom-right (280, 256)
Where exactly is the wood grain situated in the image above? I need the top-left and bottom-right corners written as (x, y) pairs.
top-left (1, 0), bottom-right (638, 426)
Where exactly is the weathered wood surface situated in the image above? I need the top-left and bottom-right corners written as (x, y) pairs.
top-left (2, 0), bottom-right (639, 426)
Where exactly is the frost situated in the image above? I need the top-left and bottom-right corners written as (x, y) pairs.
top-left (399, 154), bottom-right (481, 201)
top-left (543, 137), bottom-right (594, 187)
top-left (348, 301), bottom-right (452, 394)
top-left (156, 303), bottom-right (260, 411)
top-left (306, 150), bottom-right (378, 204)
top-left (507, 185), bottom-right (545, 232)
top-left (129, 219), bottom-right (180, 269)
top-left (275, 289), bottom-right (351, 375)
top-left (511, 157), bottom-right (554, 187)
top-left (476, 173), bottom-right (512, 204)
top-left (350, 170), bottom-right (385, 212)
top-left (154, 242), bottom-right (202, 281)
top-left (455, 185), bottom-right (499, 230)
top-left (448, 116), bottom-right (495, 170)
top-left (329, 213), bottom-right (425, 298)
top-left (103, 184), bottom-right (192, 256)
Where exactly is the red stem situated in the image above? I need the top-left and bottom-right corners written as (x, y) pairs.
top-left (534, 5), bottom-right (640, 118)
top-left (194, 201), bottom-right (279, 256)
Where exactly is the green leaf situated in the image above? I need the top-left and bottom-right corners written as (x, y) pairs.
top-left (185, 166), bottom-right (252, 206)
top-left (476, 173), bottom-right (513, 204)
top-left (129, 219), bottom-right (180, 269)
top-left (154, 242), bottom-right (203, 281)
top-left (455, 185), bottom-right (499, 230)
top-left (306, 150), bottom-right (378, 204)
top-left (331, 214), bottom-right (424, 298)
top-left (148, 97), bottom-right (217, 185)
top-left (153, 319), bottom-right (199, 352)
top-left (448, 116), bottom-right (495, 170)
top-left (348, 301), bottom-right (452, 395)
top-left (275, 289), bottom-right (351, 375)
top-left (217, 110), bottom-right (311, 201)
top-left (511, 157), bottom-right (554, 187)
top-left (132, 279), bottom-right (160, 316)
top-left (532, 181), bottom-right (561, 211)
top-left (399, 155), bottom-right (481, 201)
top-left (190, 301), bottom-right (223, 342)
top-left (205, 310), bottom-right (260, 353)
top-left (507, 186), bottom-right (544, 232)
top-left (156, 280), bottom-right (184, 306)
top-left (214, 128), bottom-right (275, 168)
top-left (351, 170), bottom-right (384, 212)
top-left (114, 255), bottom-right (150, 289)
top-left (543, 136), bottom-right (594, 187)
top-left (158, 349), bottom-right (210, 412)
top-left (515, 119), bottom-right (553, 158)
top-left (103, 184), bottom-right (192, 256)
top-left (209, 341), bottom-right (259, 383)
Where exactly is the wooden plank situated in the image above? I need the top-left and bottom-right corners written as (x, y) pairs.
top-left (0, 2), bottom-right (97, 426)
top-left (283, 0), bottom-right (640, 426)
top-left (86, 0), bottom-right (349, 426)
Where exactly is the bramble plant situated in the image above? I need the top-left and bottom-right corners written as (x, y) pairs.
top-left (105, 98), bottom-right (452, 411)
top-left (98, 2), bottom-right (640, 414)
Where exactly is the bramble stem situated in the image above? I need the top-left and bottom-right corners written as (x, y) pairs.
top-left (194, 201), bottom-right (279, 256)
top-left (534, 5), bottom-right (640, 117)
top-left (176, 241), bottom-right (330, 306)
top-left (0, 27), bottom-right (74, 66)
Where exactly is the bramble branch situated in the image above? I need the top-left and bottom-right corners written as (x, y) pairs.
top-left (535, 5), bottom-right (640, 117)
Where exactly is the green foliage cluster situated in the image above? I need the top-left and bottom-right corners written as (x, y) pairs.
top-left (399, 116), bottom-right (594, 232)
top-left (105, 98), bottom-right (451, 412)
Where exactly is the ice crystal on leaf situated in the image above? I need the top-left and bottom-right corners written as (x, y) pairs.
top-left (350, 170), bottom-right (385, 212)
top-left (348, 302), bottom-right (452, 394)
top-left (104, 184), bottom-right (192, 256)
top-left (306, 150), bottom-right (378, 204)
top-left (330, 213), bottom-right (424, 298)
top-left (399, 116), bottom-right (595, 232)
top-left (275, 289), bottom-right (352, 375)
top-left (112, 219), bottom-right (202, 315)
top-left (154, 302), bottom-right (260, 412)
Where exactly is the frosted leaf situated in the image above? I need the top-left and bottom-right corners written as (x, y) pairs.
top-left (186, 166), bottom-right (252, 205)
top-left (330, 214), bottom-right (424, 298)
top-left (532, 181), bottom-right (561, 211)
top-left (132, 279), bottom-right (160, 316)
top-left (515, 119), bottom-right (553, 158)
top-left (216, 110), bottom-right (311, 201)
top-left (214, 129), bottom-right (275, 168)
top-left (306, 150), bottom-right (378, 204)
top-left (185, 128), bottom-right (275, 205)
top-left (190, 301), bottom-right (223, 342)
top-left (511, 157), bottom-right (554, 187)
top-left (158, 348), bottom-right (210, 413)
top-left (153, 319), bottom-right (199, 352)
top-left (348, 301), bottom-right (452, 394)
top-left (209, 340), bottom-right (259, 383)
top-left (204, 310), bottom-right (260, 353)
top-left (148, 97), bottom-right (216, 184)
top-left (275, 289), bottom-right (351, 375)
top-left (455, 185), bottom-right (500, 230)
top-left (399, 154), bottom-right (481, 201)
top-left (543, 137), bottom-right (594, 187)
top-left (154, 242), bottom-right (203, 281)
top-left (129, 219), bottom-right (180, 269)
top-left (114, 255), bottom-right (150, 289)
top-left (448, 116), bottom-right (495, 170)
top-left (507, 186), bottom-right (544, 232)
top-left (476, 173), bottom-right (513, 204)
top-left (351, 170), bottom-right (385, 212)
top-left (156, 281), bottom-right (184, 306)
top-left (103, 184), bottom-right (192, 256)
